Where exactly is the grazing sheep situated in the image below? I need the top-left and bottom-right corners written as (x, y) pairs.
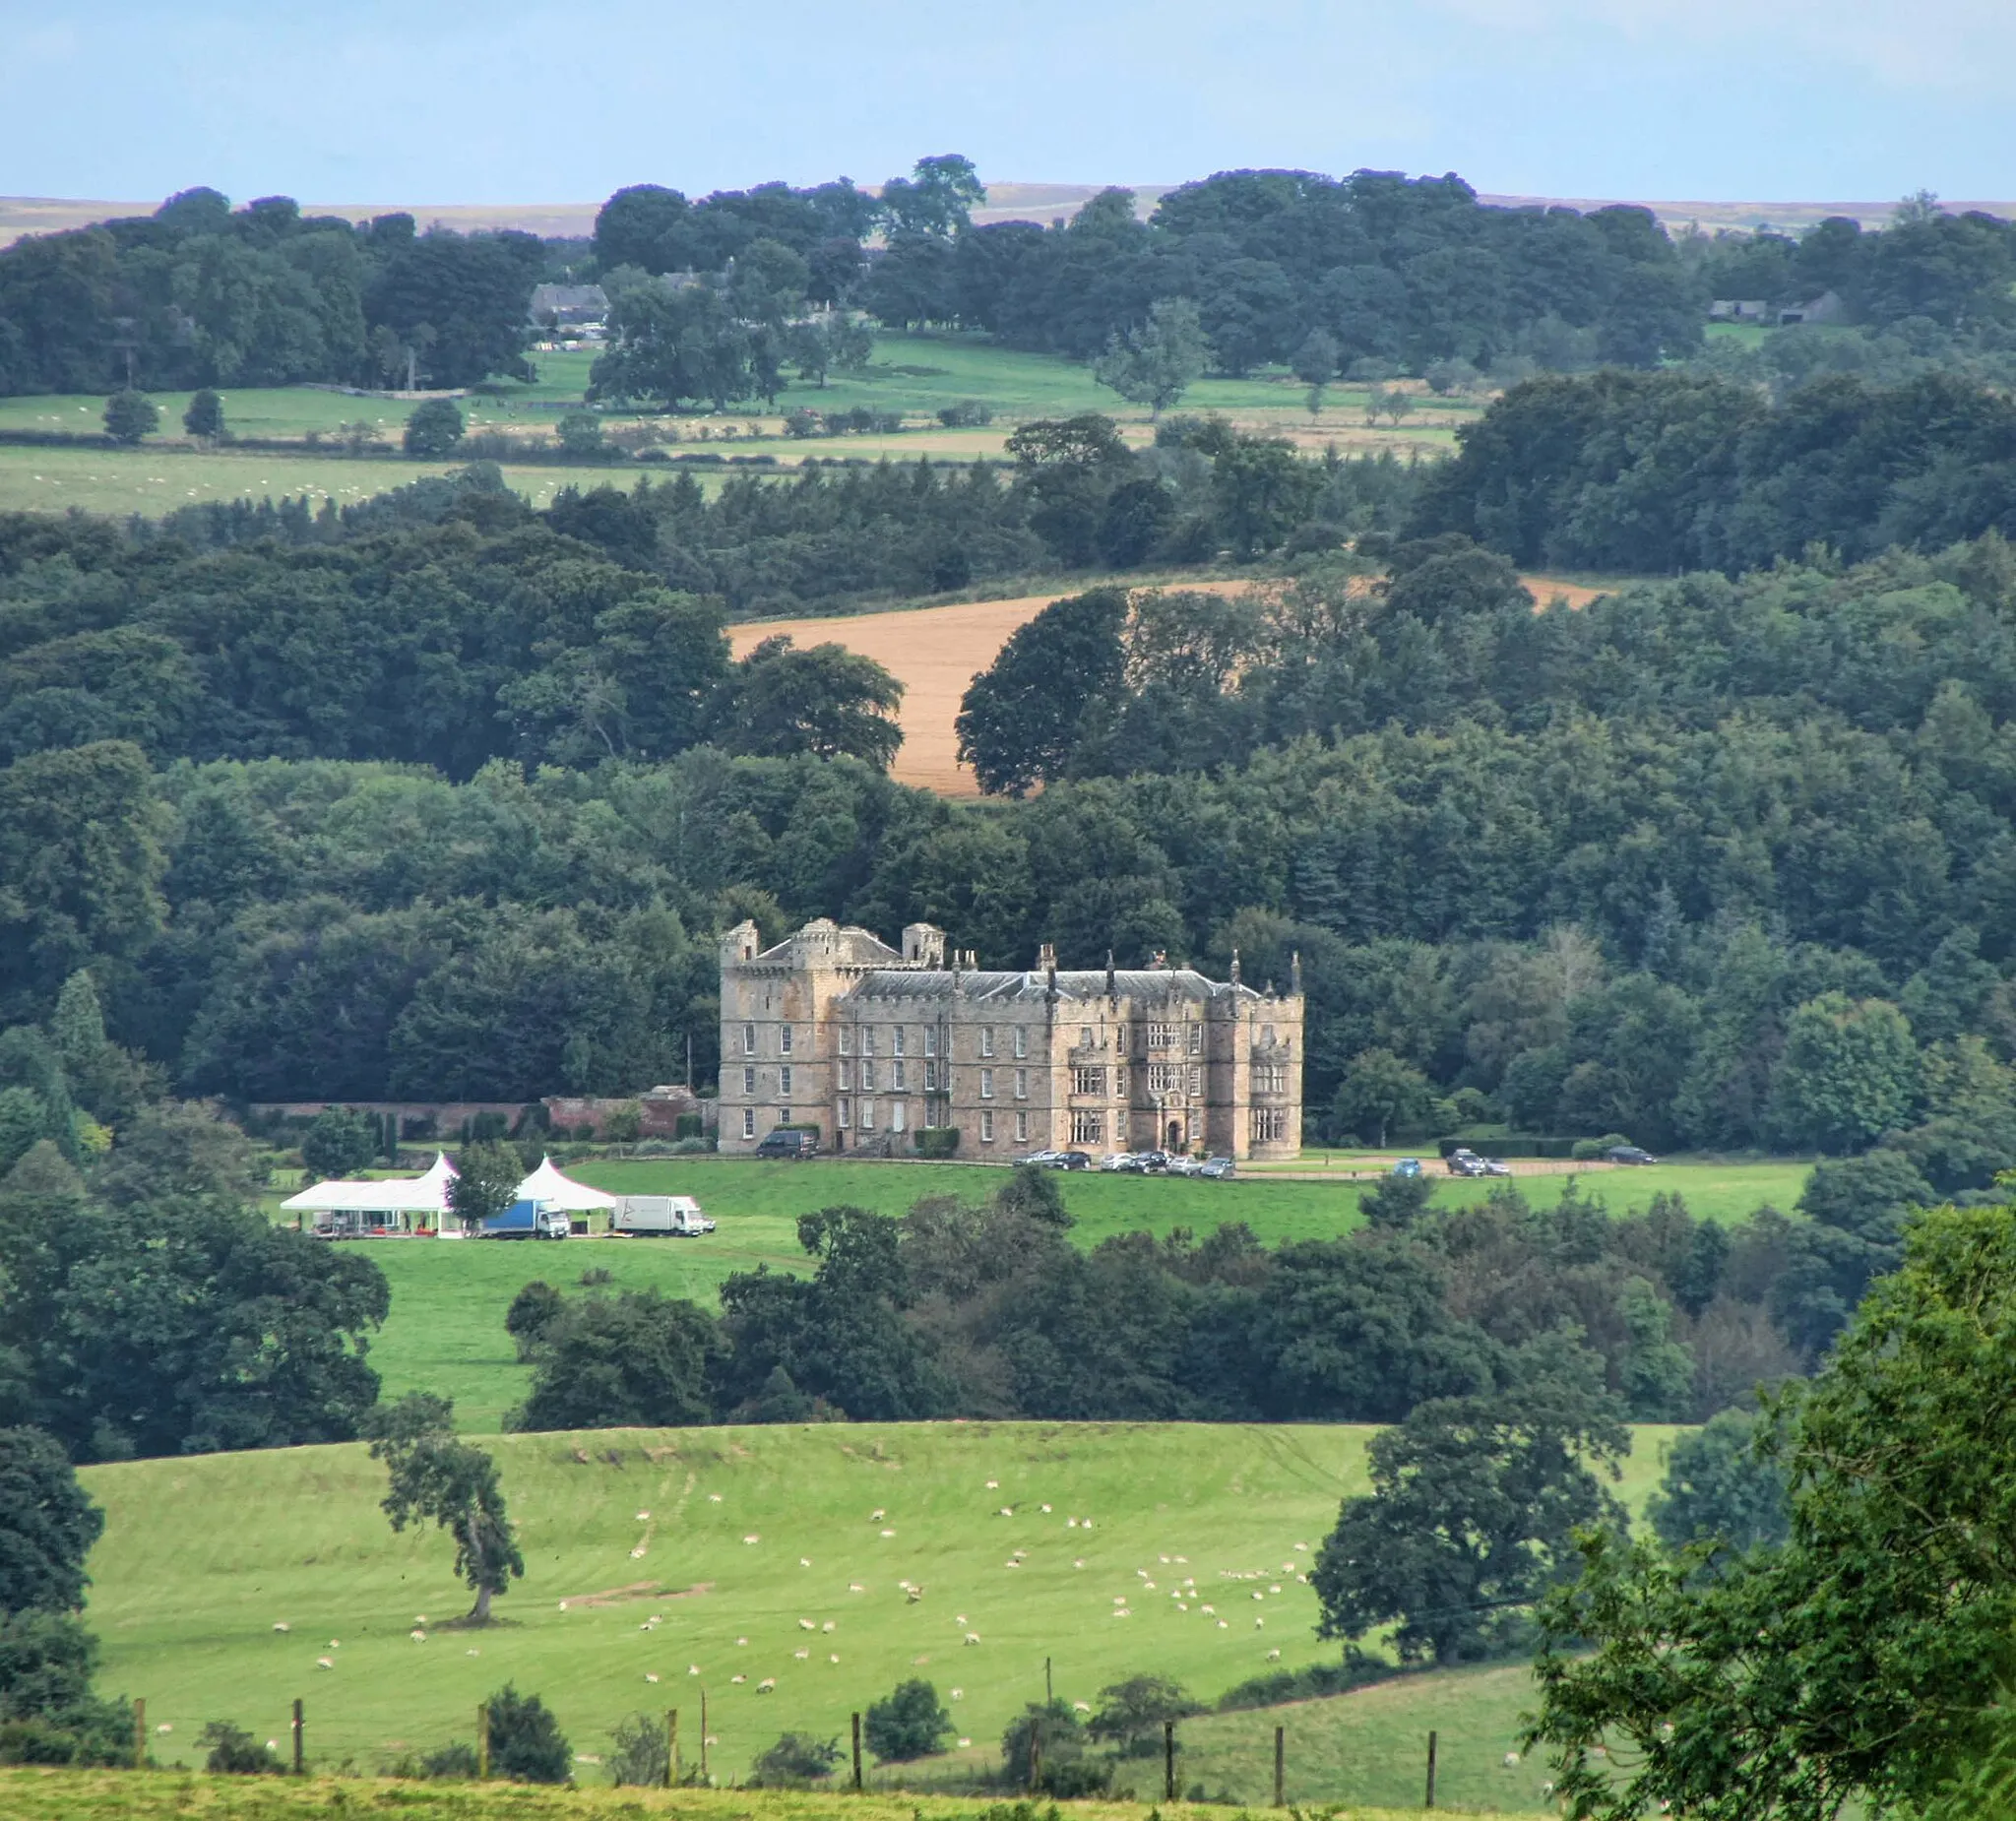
top-left (708, 1492), bottom-right (722, 1502)
top-left (315, 1658), bottom-right (334, 1670)
top-left (645, 1673), bottom-right (660, 1684)
top-left (157, 1724), bottom-right (172, 1734)
top-left (410, 1629), bottom-right (427, 1642)
top-left (964, 1632), bottom-right (980, 1645)
top-left (850, 1583), bottom-right (864, 1593)
top-left (824, 1620), bottom-right (837, 1630)
top-left (950, 1688), bottom-right (963, 1700)
top-left (636, 1510), bottom-right (650, 1521)
top-left (1073, 1702), bottom-right (1092, 1713)
top-left (880, 1528), bottom-right (896, 1538)
top-left (985, 1480), bottom-right (998, 1489)
top-left (272, 1622), bottom-right (289, 1633)
top-left (742, 1534), bottom-right (760, 1544)
top-left (689, 1665), bottom-right (700, 1675)
top-left (800, 1557), bottom-right (811, 1567)
top-left (870, 1508), bottom-right (885, 1520)
top-left (795, 1649), bottom-right (810, 1660)
top-left (1502, 1752), bottom-right (1519, 1767)
top-left (999, 1506), bottom-right (1014, 1517)
top-left (731, 1674), bottom-right (746, 1684)
top-left (1267, 1650), bottom-right (1281, 1662)
top-left (829, 1653), bottom-right (840, 1664)
top-left (799, 1618), bottom-right (815, 1630)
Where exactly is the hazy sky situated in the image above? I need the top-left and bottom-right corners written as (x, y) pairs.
top-left (6, 0), bottom-right (2013, 206)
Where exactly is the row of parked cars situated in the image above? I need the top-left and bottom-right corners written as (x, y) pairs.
top-left (1023, 1149), bottom-right (1236, 1178)
top-left (1392, 1143), bottom-right (1661, 1180)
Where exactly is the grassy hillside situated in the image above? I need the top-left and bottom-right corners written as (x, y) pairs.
top-left (342, 1157), bottom-right (1810, 1427)
top-left (0, 1773), bottom-right (1429, 1820)
top-left (77, 1421), bottom-right (1679, 1800)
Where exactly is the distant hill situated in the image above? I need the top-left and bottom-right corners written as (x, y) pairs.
top-left (7, 183), bottom-right (2009, 248)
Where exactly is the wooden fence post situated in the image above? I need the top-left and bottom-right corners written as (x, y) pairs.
top-left (1165, 1718), bottom-right (1176, 1801)
top-left (666, 1709), bottom-right (677, 1789)
top-left (1029, 1717), bottom-right (1042, 1793)
top-left (477, 1703), bottom-right (490, 1781)
top-left (852, 1711), bottom-right (863, 1790)
top-left (1424, 1728), bottom-right (1438, 1809)
top-left (700, 1689), bottom-right (709, 1782)
top-left (132, 1697), bottom-right (146, 1769)
top-left (292, 1698), bottom-right (304, 1776)
top-left (1274, 1724), bottom-right (1285, 1807)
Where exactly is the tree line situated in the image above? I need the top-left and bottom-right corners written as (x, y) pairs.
top-left (0, 188), bottom-right (547, 395)
top-left (505, 1156), bottom-right (1916, 1437)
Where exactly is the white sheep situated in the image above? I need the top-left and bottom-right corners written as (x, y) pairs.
top-left (950, 1688), bottom-right (963, 1700)
top-left (272, 1622), bottom-right (289, 1633)
top-left (850, 1583), bottom-right (864, 1593)
top-left (645, 1673), bottom-right (660, 1684)
top-left (708, 1492), bottom-right (721, 1502)
top-left (1502, 1751), bottom-right (1520, 1768)
top-left (636, 1510), bottom-right (650, 1521)
top-left (410, 1629), bottom-right (427, 1642)
top-left (828, 1653), bottom-right (840, 1664)
top-left (689, 1665), bottom-right (700, 1675)
top-left (794, 1649), bottom-right (810, 1660)
top-left (1267, 1649), bottom-right (1281, 1662)
top-left (964, 1632), bottom-right (980, 1645)
top-left (1073, 1701), bottom-right (1092, 1714)
top-left (880, 1528), bottom-right (896, 1538)
top-left (799, 1618), bottom-right (816, 1630)
top-left (742, 1534), bottom-right (760, 1544)
top-left (315, 1657), bottom-right (334, 1670)
top-left (731, 1674), bottom-right (746, 1685)
top-left (870, 1507), bottom-right (885, 1520)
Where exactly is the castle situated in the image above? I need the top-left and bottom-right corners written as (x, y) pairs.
top-left (718, 918), bottom-right (1303, 1161)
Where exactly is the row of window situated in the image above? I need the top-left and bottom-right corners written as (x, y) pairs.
top-left (738, 1021), bottom-right (1280, 1061)
top-left (1252, 1107), bottom-right (1289, 1143)
top-left (736, 1060), bottom-right (1226, 1100)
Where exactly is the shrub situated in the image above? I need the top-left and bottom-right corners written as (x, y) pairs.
top-left (484, 1685), bottom-right (570, 1784)
top-left (751, 1730), bottom-right (842, 1786)
top-left (914, 1126), bottom-right (960, 1159)
top-left (1001, 1699), bottom-right (1099, 1793)
top-left (784, 408), bottom-right (823, 438)
top-left (183, 389), bottom-right (226, 441)
top-left (202, 1721), bottom-right (283, 1774)
top-left (863, 1677), bottom-right (951, 1761)
top-left (505, 1281), bottom-right (564, 1359)
top-left (937, 400), bottom-right (994, 427)
top-left (602, 1102), bottom-right (642, 1142)
top-left (605, 1711), bottom-right (668, 1787)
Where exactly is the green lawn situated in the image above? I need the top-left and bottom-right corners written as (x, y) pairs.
top-left (76, 1419), bottom-right (1676, 1798)
top-left (350, 1157), bottom-right (1810, 1430)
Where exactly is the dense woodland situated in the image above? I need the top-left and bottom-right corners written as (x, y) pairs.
top-left (6, 160), bottom-right (2013, 404)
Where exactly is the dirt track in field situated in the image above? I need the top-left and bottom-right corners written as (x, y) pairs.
top-left (730, 574), bottom-right (1614, 796)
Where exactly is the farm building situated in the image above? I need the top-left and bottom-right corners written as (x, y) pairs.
top-left (718, 918), bottom-right (1304, 1161)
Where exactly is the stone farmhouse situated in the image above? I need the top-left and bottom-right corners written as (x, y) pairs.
top-left (718, 918), bottom-right (1303, 1161)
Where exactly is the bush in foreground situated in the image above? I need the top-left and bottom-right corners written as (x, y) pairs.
top-left (863, 1678), bottom-right (951, 1762)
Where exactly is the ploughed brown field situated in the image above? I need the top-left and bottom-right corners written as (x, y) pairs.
top-left (727, 574), bottom-right (1611, 795)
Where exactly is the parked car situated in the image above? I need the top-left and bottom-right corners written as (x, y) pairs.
top-left (1023, 1150), bottom-right (1067, 1167)
top-left (1199, 1156), bottom-right (1236, 1180)
top-left (755, 1128), bottom-right (819, 1160)
top-left (1481, 1157), bottom-right (1513, 1177)
top-left (1166, 1155), bottom-right (1205, 1177)
top-left (1606, 1146), bottom-right (1659, 1165)
top-left (1446, 1148), bottom-right (1487, 1177)
top-left (1391, 1158), bottom-right (1423, 1178)
top-left (1099, 1152), bottom-right (1134, 1171)
top-left (1058, 1150), bottom-right (1093, 1169)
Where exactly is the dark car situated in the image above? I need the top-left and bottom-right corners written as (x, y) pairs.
top-left (1056, 1150), bottom-right (1093, 1170)
top-left (755, 1128), bottom-right (819, 1160)
top-left (1445, 1148), bottom-right (1487, 1177)
top-left (1606, 1145), bottom-right (1658, 1165)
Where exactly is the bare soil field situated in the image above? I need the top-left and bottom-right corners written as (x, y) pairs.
top-left (729, 573), bottom-right (1619, 795)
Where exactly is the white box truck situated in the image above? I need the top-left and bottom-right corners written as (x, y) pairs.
top-left (614, 1195), bottom-right (716, 1236)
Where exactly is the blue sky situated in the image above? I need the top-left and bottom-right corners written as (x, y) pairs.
top-left (5, 0), bottom-right (2013, 206)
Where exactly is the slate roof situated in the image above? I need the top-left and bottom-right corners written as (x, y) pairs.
top-left (844, 968), bottom-right (1260, 1005)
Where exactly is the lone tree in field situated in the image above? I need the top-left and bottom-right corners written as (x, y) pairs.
top-left (102, 391), bottom-right (158, 444)
top-left (448, 1141), bottom-right (521, 1232)
top-left (363, 1394), bottom-right (524, 1624)
top-left (1093, 296), bottom-right (1210, 417)
top-left (182, 389), bottom-right (226, 443)
top-left (404, 397), bottom-right (466, 457)
top-left (1293, 328), bottom-right (1339, 415)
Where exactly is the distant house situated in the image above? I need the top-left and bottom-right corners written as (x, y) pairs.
top-left (1778, 289), bottom-right (1846, 326)
top-left (1709, 299), bottom-right (1771, 324)
top-left (528, 283), bottom-right (608, 328)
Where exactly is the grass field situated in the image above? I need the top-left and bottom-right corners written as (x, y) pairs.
top-left (76, 1420), bottom-right (1678, 1801)
top-left (346, 1156), bottom-right (1811, 1429)
top-left (0, 1774), bottom-right (1429, 1821)
top-left (0, 334), bottom-right (1483, 519)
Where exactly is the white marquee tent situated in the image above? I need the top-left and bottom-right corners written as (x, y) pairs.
top-left (283, 1151), bottom-right (459, 1235)
top-left (514, 1155), bottom-right (619, 1214)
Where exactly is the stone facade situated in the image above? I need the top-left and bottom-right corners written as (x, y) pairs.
top-left (718, 918), bottom-right (1303, 1162)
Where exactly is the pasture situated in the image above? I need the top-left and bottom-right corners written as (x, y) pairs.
top-left (350, 1156), bottom-right (1811, 1428)
top-left (0, 333), bottom-right (1482, 520)
top-left (76, 1419), bottom-right (1677, 1801)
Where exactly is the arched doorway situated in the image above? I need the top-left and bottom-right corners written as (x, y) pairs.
top-left (1166, 1118), bottom-right (1183, 1153)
